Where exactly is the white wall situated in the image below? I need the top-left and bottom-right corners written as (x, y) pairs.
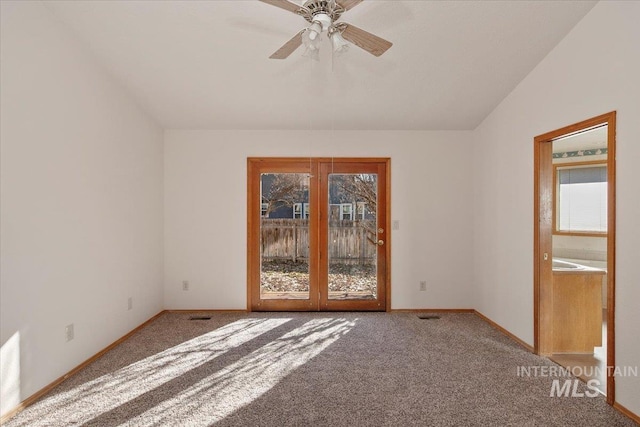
top-left (473, 0), bottom-right (640, 413)
top-left (553, 235), bottom-right (607, 261)
top-left (0, 1), bottom-right (164, 416)
top-left (164, 130), bottom-right (473, 310)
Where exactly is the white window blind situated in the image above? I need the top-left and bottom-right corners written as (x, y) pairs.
top-left (557, 166), bottom-right (607, 232)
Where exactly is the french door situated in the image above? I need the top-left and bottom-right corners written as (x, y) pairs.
top-left (247, 158), bottom-right (389, 311)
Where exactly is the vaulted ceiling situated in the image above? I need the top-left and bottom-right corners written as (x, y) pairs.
top-left (45, 1), bottom-right (597, 130)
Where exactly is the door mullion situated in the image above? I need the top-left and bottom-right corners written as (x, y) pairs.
top-left (317, 162), bottom-right (329, 310)
top-left (309, 160), bottom-right (321, 311)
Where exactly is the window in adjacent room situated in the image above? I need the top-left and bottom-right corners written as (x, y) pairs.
top-left (555, 163), bottom-right (607, 234)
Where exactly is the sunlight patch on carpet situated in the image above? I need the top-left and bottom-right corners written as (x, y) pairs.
top-left (9, 318), bottom-right (290, 426)
top-left (0, 331), bottom-right (21, 416)
top-left (129, 318), bottom-right (356, 426)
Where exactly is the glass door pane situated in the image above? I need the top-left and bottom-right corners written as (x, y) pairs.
top-left (260, 173), bottom-right (310, 300)
top-left (327, 173), bottom-right (378, 300)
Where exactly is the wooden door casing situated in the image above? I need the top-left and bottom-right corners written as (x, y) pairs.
top-left (247, 158), bottom-right (390, 312)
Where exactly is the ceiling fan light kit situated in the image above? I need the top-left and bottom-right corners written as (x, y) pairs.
top-left (330, 29), bottom-right (350, 54)
top-left (306, 19), bottom-right (323, 40)
top-left (261, 0), bottom-right (392, 60)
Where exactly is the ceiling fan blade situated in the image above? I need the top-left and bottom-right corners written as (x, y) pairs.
top-left (259, 0), bottom-right (303, 14)
top-left (340, 23), bottom-right (392, 57)
top-left (338, 0), bottom-right (364, 11)
top-left (270, 30), bottom-right (305, 59)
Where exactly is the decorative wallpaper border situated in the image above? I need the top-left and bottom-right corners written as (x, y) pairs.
top-left (552, 148), bottom-right (607, 159)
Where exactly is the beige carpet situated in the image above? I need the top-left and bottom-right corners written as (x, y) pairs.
top-left (3, 312), bottom-right (636, 426)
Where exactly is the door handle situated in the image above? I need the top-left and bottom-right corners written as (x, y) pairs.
top-left (377, 240), bottom-right (384, 246)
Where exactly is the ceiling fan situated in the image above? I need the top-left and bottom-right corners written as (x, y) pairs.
top-left (260, 0), bottom-right (392, 59)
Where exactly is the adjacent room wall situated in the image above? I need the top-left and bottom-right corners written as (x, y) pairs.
top-left (473, 0), bottom-right (640, 413)
top-left (0, 1), bottom-right (164, 416)
top-left (164, 130), bottom-right (474, 311)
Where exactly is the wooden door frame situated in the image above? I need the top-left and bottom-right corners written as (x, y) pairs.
top-left (247, 157), bottom-right (391, 312)
top-left (247, 158), bottom-right (319, 311)
top-left (533, 111), bottom-right (616, 404)
top-left (318, 160), bottom-right (389, 311)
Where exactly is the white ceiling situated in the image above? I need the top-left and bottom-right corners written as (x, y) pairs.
top-left (553, 125), bottom-right (608, 153)
top-left (45, 0), bottom-right (597, 130)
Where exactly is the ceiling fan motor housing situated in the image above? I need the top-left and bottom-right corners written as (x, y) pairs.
top-left (300, 0), bottom-right (345, 29)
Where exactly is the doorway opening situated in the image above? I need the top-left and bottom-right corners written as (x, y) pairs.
top-left (247, 158), bottom-right (390, 312)
top-left (534, 112), bottom-right (616, 404)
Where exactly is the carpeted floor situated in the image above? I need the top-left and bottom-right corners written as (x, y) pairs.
top-left (3, 312), bottom-right (636, 426)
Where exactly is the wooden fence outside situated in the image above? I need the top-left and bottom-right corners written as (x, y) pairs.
top-left (260, 219), bottom-right (377, 264)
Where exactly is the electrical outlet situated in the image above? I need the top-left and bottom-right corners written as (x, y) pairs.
top-left (65, 324), bottom-right (74, 342)
top-left (393, 220), bottom-right (400, 230)
top-left (182, 280), bottom-right (189, 291)
top-left (419, 281), bottom-right (427, 291)
top-left (128, 297), bottom-right (133, 311)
